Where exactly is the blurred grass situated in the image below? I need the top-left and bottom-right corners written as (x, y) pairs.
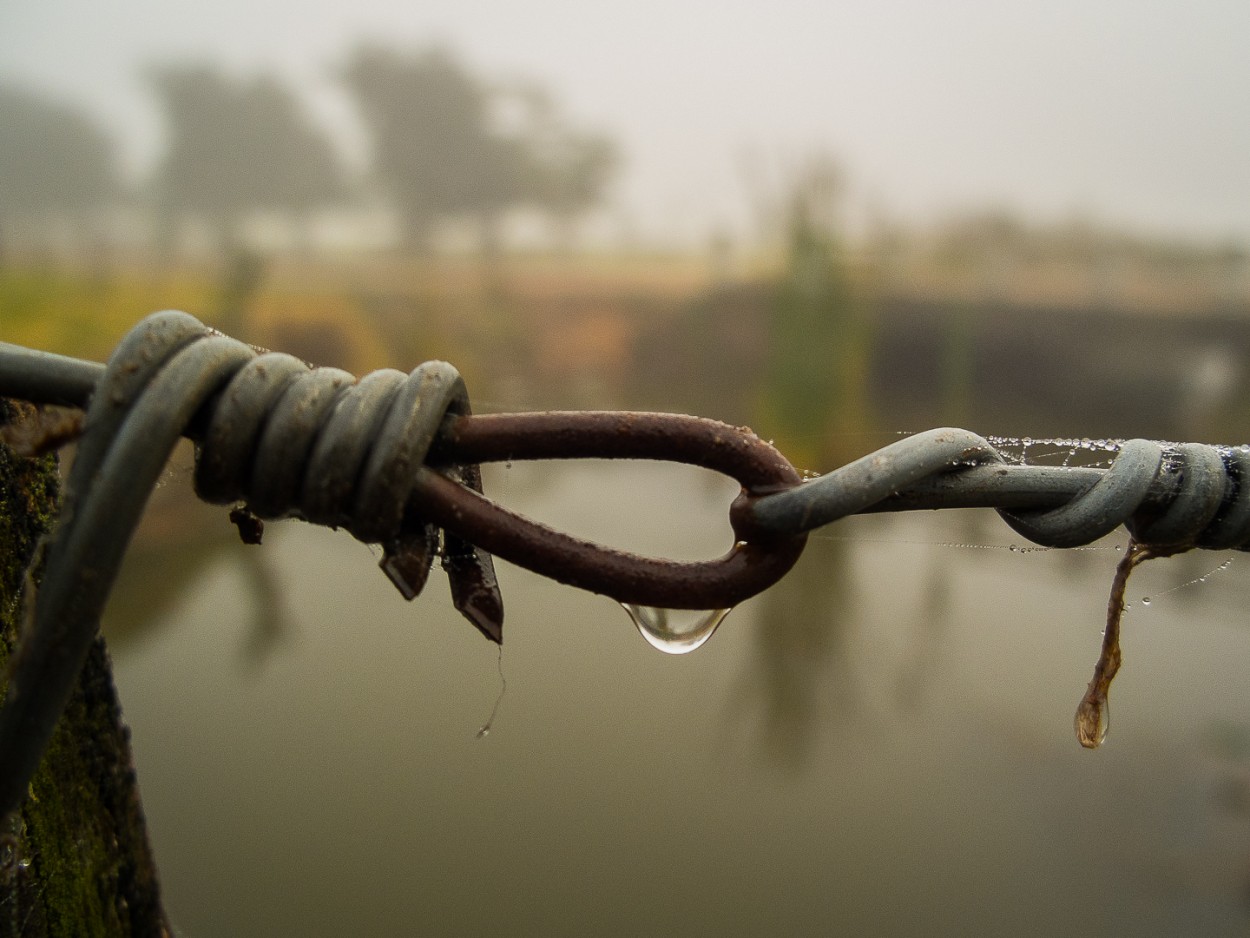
top-left (0, 253), bottom-right (718, 410)
top-left (5, 242), bottom-right (1246, 454)
top-left (1, 265), bottom-right (216, 359)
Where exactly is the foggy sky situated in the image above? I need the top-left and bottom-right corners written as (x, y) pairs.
top-left (2, 0), bottom-right (1248, 246)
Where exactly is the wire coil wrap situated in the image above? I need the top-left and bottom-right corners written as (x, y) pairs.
top-left (188, 345), bottom-right (503, 623)
top-left (196, 354), bottom-right (458, 538)
top-left (0, 311), bottom-right (501, 821)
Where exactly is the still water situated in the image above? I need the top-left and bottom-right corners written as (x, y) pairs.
top-left (105, 455), bottom-right (1250, 937)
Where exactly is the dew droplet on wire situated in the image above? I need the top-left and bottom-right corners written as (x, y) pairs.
top-left (623, 604), bottom-right (731, 654)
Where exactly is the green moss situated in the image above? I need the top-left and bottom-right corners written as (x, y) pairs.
top-left (0, 399), bottom-right (167, 935)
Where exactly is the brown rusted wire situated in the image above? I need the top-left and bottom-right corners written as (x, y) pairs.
top-left (424, 411), bottom-right (807, 608)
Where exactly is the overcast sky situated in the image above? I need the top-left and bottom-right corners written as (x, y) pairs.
top-left (2, 0), bottom-right (1247, 245)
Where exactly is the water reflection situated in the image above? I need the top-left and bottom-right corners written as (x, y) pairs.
top-left (102, 444), bottom-right (289, 668)
top-left (99, 477), bottom-right (1250, 936)
top-left (890, 512), bottom-right (975, 712)
top-left (732, 534), bottom-right (856, 772)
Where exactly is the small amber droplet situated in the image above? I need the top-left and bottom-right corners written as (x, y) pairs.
top-left (1074, 695), bottom-right (1110, 749)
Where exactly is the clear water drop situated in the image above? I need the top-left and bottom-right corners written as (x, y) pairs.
top-left (1141, 596), bottom-right (1151, 606)
top-left (623, 604), bottom-right (731, 654)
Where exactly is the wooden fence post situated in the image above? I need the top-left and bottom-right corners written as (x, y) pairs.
top-left (0, 399), bottom-right (169, 937)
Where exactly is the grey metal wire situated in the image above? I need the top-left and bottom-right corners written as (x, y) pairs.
top-left (0, 310), bottom-right (500, 822)
top-left (5, 334), bottom-right (1249, 555)
top-left (743, 429), bottom-right (1250, 551)
top-left (0, 342), bottom-right (104, 406)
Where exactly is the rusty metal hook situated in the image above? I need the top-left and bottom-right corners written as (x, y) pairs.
top-left (424, 411), bottom-right (807, 608)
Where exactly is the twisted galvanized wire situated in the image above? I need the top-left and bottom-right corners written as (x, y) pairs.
top-left (187, 331), bottom-right (500, 615)
top-left (0, 310), bottom-right (500, 822)
top-left (740, 428), bottom-right (1250, 552)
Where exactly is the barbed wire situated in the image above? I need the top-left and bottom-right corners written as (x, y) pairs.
top-left (0, 310), bottom-right (1247, 817)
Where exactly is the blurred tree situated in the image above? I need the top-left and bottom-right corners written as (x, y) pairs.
top-left (512, 86), bottom-right (618, 250)
top-left (147, 65), bottom-right (345, 249)
top-left (0, 85), bottom-right (119, 263)
top-left (759, 157), bottom-right (874, 468)
top-left (341, 45), bottom-right (510, 253)
top-left (340, 44), bottom-right (615, 254)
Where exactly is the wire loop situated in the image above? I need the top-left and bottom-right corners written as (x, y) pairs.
top-left (0, 311), bottom-right (808, 821)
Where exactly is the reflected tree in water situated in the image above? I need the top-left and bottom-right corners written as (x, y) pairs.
top-left (102, 446), bottom-right (290, 668)
top-left (731, 534), bottom-right (857, 772)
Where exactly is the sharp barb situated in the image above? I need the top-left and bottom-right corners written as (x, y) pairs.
top-left (442, 537), bottom-right (504, 644)
top-left (379, 526), bottom-right (438, 601)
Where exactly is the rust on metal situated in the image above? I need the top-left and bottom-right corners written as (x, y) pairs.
top-left (419, 411), bottom-right (808, 609)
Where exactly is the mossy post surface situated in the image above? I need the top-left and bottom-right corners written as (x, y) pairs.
top-left (0, 399), bottom-right (168, 937)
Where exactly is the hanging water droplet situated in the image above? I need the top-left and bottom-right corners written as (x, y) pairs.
top-left (475, 644), bottom-right (505, 739)
top-left (1141, 596), bottom-right (1151, 606)
top-left (623, 604), bottom-right (731, 654)
top-left (1075, 695), bottom-right (1110, 748)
